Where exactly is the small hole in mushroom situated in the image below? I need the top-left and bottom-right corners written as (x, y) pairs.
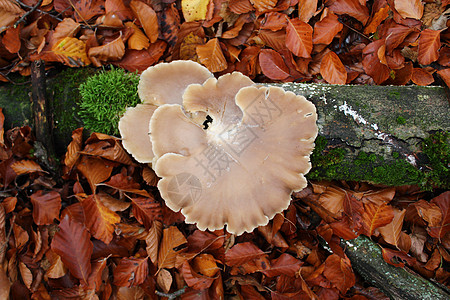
top-left (203, 115), bottom-right (213, 129)
top-left (305, 112), bottom-right (313, 117)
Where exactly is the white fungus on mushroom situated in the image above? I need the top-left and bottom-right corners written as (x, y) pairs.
top-left (149, 71), bottom-right (318, 235)
top-left (118, 61), bottom-right (213, 163)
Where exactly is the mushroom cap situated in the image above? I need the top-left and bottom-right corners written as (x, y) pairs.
top-left (119, 61), bottom-right (214, 163)
top-left (138, 60), bottom-right (214, 105)
top-left (151, 76), bottom-right (318, 235)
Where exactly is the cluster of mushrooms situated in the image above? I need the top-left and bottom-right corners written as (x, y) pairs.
top-left (119, 61), bottom-right (318, 235)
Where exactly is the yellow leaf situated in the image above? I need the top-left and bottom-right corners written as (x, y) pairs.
top-left (52, 37), bottom-right (90, 66)
top-left (182, 0), bottom-right (211, 22)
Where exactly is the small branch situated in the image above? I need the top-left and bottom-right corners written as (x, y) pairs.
top-left (338, 17), bottom-right (372, 42)
top-left (155, 286), bottom-right (187, 300)
top-left (14, 0), bottom-right (44, 27)
top-left (0, 214), bottom-right (16, 264)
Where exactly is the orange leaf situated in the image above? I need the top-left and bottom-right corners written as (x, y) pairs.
top-left (437, 68), bottom-right (450, 87)
top-left (249, 0), bottom-right (277, 13)
top-left (320, 51), bottom-right (347, 84)
top-left (64, 128), bottom-right (83, 170)
top-left (362, 40), bottom-right (390, 84)
top-left (129, 0), bottom-right (159, 43)
top-left (3, 26), bottom-right (20, 53)
top-left (385, 24), bottom-right (417, 54)
top-left (286, 19), bottom-right (313, 58)
top-left (229, 0), bottom-right (254, 14)
top-left (260, 12), bottom-right (288, 31)
top-left (260, 253), bottom-right (302, 277)
top-left (327, 0), bottom-right (370, 25)
top-left (105, 0), bottom-right (134, 20)
top-left (125, 22), bottom-right (149, 50)
top-left (51, 37), bottom-right (90, 66)
top-left (191, 253), bottom-right (220, 277)
top-left (394, 0), bottom-right (423, 20)
top-left (19, 262), bottom-right (33, 289)
top-left (11, 159), bottom-right (44, 175)
top-left (259, 49), bottom-right (291, 80)
top-left (428, 191), bottom-right (450, 240)
top-left (313, 12), bottom-right (343, 45)
top-left (298, 0), bottom-right (318, 23)
top-left (74, 0), bottom-right (104, 22)
top-left (181, 260), bottom-right (216, 290)
top-left (88, 35), bottom-right (125, 65)
top-left (100, 172), bottom-right (150, 197)
top-left (225, 242), bottom-right (265, 266)
top-left (129, 196), bottom-right (162, 229)
top-left (361, 202), bottom-right (394, 236)
top-left (323, 254), bottom-right (355, 294)
top-left (113, 41), bottom-right (167, 73)
top-left (378, 208), bottom-right (406, 248)
top-left (411, 68), bottom-right (434, 86)
top-left (146, 220), bottom-right (163, 265)
top-left (51, 215), bottom-right (93, 285)
top-left (30, 190), bottom-right (62, 225)
top-left (418, 29), bottom-right (441, 65)
top-left (196, 38), bottom-right (228, 72)
top-left (113, 257), bottom-right (148, 287)
top-left (364, 5), bottom-right (390, 35)
top-left (76, 156), bottom-right (114, 193)
top-left (53, 18), bottom-right (81, 42)
top-left (381, 247), bottom-right (415, 267)
top-left (80, 194), bottom-right (120, 244)
top-left (0, 0), bottom-right (24, 30)
top-left (158, 226), bottom-right (187, 270)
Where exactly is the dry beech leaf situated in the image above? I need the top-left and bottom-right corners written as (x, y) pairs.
top-left (158, 226), bottom-right (187, 270)
top-left (229, 0), bottom-right (254, 14)
top-left (105, 0), bottom-right (135, 20)
top-left (182, 0), bottom-right (210, 22)
top-left (225, 242), bottom-right (266, 266)
top-left (364, 5), bottom-right (390, 35)
top-left (327, 0), bottom-right (370, 25)
top-left (52, 37), bottom-right (90, 66)
top-left (286, 19), bottom-right (313, 58)
top-left (88, 35), bottom-right (125, 65)
top-left (76, 156), bottom-right (114, 193)
top-left (196, 38), bottom-right (228, 72)
top-left (30, 190), bottom-right (62, 225)
top-left (259, 49), bottom-right (291, 80)
top-left (249, 0), bottom-right (277, 13)
top-left (19, 262), bottom-right (33, 289)
top-left (11, 159), bottom-right (45, 175)
top-left (129, 0), bottom-right (158, 43)
top-left (313, 12), bottom-right (343, 45)
top-left (146, 220), bottom-right (163, 265)
top-left (129, 196), bottom-right (162, 229)
top-left (180, 32), bottom-right (205, 61)
top-left (323, 254), bottom-right (355, 294)
top-left (13, 223), bottom-right (29, 250)
top-left (156, 268), bottom-right (172, 293)
top-left (298, 0), bottom-right (318, 23)
top-left (320, 51), bottom-right (347, 84)
top-left (125, 22), bottom-right (149, 50)
top-left (260, 253), bottom-right (302, 277)
top-left (361, 202), bottom-right (394, 236)
top-left (418, 29), bottom-right (441, 65)
top-left (64, 128), bottom-right (83, 170)
top-left (378, 208), bottom-right (406, 248)
top-left (46, 253), bottom-right (67, 279)
top-left (437, 68), bottom-right (450, 87)
top-left (97, 192), bottom-right (131, 212)
top-left (113, 257), bottom-right (149, 287)
top-left (3, 26), bottom-right (21, 53)
top-left (394, 0), bottom-right (424, 20)
top-left (74, 0), bottom-right (104, 22)
top-left (53, 18), bottom-right (81, 42)
top-left (80, 194), bottom-right (121, 244)
top-left (411, 68), bottom-right (434, 86)
top-left (51, 215), bottom-right (93, 285)
top-left (113, 41), bottom-right (167, 73)
top-left (192, 253), bottom-right (220, 277)
top-left (428, 191), bottom-right (450, 240)
top-left (0, 0), bottom-right (24, 31)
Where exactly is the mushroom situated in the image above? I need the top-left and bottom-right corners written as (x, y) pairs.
top-left (150, 73), bottom-right (318, 235)
top-left (118, 61), bottom-right (213, 163)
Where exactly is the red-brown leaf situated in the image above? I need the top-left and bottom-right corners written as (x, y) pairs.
top-left (11, 159), bottom-right (45, 175)
top-left (429, 191), bottom-right (450, 240)
top-left (298, 0), bottom-right (318, 23)
top-left (260, 253), bottom-right (302, 277)
top-left (323, 254), bottom-right (355, 294)
top-left (158, 226), bottom-right (187, 269)
top-left (113, 257), bottom-right (148, 287)
top-left (113, 41), bottom-right (167, 73)
top-left (437, 68), bottom-right (450, 87)
top-left (361, 202), bottom-right (394, 236)
top-left (30, 190), bottom-right (62, 225)
top-left (64, 128), bottom-right (83, 170)
top-left (411, 68), bottom-right (434, 86)
top-left (327, 0), bottom-right (370, 25)
top-left (313, 12), bottom-right (343, 45)
top-left (80, 194), bottom-right (121, 244)
top-left (378, 208), bottom-right (406, 247)
top-left (76, 156), bottom-right (114, 193)
top-left (418, 29), bottom-right (441, 65)
top-left (259, 49), bottom-right (291, 80)
top-left (394, 0), bottom-right (423, 20)
top-left (225, 242), bottom-right (266, 266)
top-left (320, 51), bottom-right (347, 84)
top-left (286, 19), bottom-right (313, 58)
top-left (180, 260), bottom-right (216, 290)
top-left (129, 196), bottom-right (162, 229)
top-left (3, 26), bottom-right (21, 53)
top-left (51, 215), bottom-right (93, 285)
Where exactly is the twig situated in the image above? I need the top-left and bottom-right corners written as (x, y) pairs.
top-left (155, 286), bottom-right (187, 300)
top-left (14, 0), bottom-right (44, 28)
top-left (338, 18), bottom-right (372, 42)
top-left (0, 214), bottom-right (16, 264)
top-left (16, 0), bottom-right (64, 22)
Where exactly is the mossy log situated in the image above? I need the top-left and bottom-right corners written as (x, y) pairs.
top-left (0, 68), bottom-right (448, 187)
top-left (342, 236), bottom-right (450, 300)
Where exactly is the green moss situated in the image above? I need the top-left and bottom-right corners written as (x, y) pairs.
top-left (388, 90), bottom-right (401, 100)
top-left (396, 116), bottom-right (406, 125)
top-left (308, 132), bottom-right (449, 190)
top-left (78, 66), bottom-right (140, 135)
